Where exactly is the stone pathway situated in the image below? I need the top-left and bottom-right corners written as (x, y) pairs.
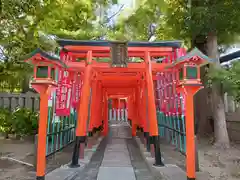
top-left (73, 138), bottom-right (107, 180)
top-left (126, 138), bottom-right (162, 180)
top-left (97, 138), bottom-right (135, 180)
top-left (96, 121), bottom-right (159, 180)
top-left (47, 122), bottom-right (160, 180)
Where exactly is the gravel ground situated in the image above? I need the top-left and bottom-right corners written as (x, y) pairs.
top-left (198, 139), bottom-right (240, 180)
top-left (1, 136), bottom-right (240, 180)
top-left (0, 137), bottom-right (74, 180)
top-left (160, 137), bottom-right (240, 180)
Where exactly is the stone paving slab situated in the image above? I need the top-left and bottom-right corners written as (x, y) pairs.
top-left (109, 121), bottom-right (132, 139)
top-left (101, 138), bottom-right (131, 165)
top-left (98, 126), bottom-right (136, 179)
top-left (97, 167), bottom-right (136, 180)
top-left (73, 137), bottom-right (108, 180)
top-left (45, 162), bottom-right (86, 180)
top-left (134, 137), bottom-right (185, 180)
top-left (45, 137), bottom-right (103, 180)
top-left (134, 137), bottom-right (209, 180)
top-left (126, 138), bottom-right (163, 180)
top-left (154, 165), bottom-right (186, 180)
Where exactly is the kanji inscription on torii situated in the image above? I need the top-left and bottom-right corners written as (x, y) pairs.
top-left (110, 41), bottom-right (128, 67)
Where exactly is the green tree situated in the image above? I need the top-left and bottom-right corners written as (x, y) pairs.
top-left (0, 0), bottom-right (118, 92)
top-left (209, 61), bottom-right (240, 103)
top-left (117, 0), bottom-right (240, 147)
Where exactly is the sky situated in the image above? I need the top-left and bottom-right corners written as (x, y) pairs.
top-left (107, 0), bottom-right (134, 25)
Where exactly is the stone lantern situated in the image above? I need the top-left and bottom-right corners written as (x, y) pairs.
top-left (24, 48), bottom-right (66, 180)
top-left (25, 49), bottom-right (66, 89)
top-left (168, 48), bottom-right (215, 180)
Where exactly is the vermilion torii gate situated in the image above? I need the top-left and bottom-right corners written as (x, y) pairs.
top-left (25, 40), bottom-right (214, 180)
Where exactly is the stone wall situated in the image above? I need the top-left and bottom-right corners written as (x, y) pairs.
top-left (0, 91), bottom-right (40, 111)
top-left (195, 89), bottom-right (240, 143)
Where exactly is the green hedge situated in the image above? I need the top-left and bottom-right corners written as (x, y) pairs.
top-left (0, 107), bottom-right (39, 138)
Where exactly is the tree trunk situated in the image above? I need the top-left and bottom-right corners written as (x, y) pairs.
top-left (192, 35), bottom-right (212, 137)
top-left (21, 74), bottom-right (30, 93)
top-left (206, 33), bottom-right (230, 148)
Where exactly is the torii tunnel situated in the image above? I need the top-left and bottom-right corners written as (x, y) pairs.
top-left (25, 40), bottom-right (214, 180)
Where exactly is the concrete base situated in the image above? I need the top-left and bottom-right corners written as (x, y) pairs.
top-left (97, 167), bottom-right (135, 180)
top-left (135, 137), bottom-right (210, 180)
top-left (45, 137), bottom-right (103, 180)
top-left (97, 124), bottom-right (136, 180)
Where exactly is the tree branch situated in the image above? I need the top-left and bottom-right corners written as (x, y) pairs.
top-left (94, 4), bottom-right (125, 40)
top-left (105, 4), bottom-right (125, 24)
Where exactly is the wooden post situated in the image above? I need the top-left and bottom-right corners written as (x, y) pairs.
top-left (103, 91), bottom-right (108, 136)
top-left (34, 85), bottom-right (51, 180)
top-left (145, 51), bottom-right (158, 136)
top-left (183, 86), bottom-right (202, 180)
top-left (141, 81), bottom-right (148, 133)
top-left (140, 82), bottom-right (150, 150)
top-left (71, 51), bottom-right (92, 167)
top-left (96, 82), bottom-right (103, 128)
top-left (135, 86), bottom-right (140, 129)
top-left (133, 86), bottom-right (141, 136)
top-left (88, 79), bottom-right (97, 148)
top-left (144, 51), bottom-right (163, 166)
top-left (118, 98), bottom-right (120, 121)
top-left (88, 80), bottom-right (97, 132)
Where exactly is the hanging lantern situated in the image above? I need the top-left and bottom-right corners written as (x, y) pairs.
top-left (176, 63), bottom-right (201, 87)
top-left (24, 49), bottom-right (66, 89)
top-left (168, 48), bottom-right (215, 89)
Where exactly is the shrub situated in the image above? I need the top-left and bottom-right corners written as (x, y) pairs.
top-left (0, 108), bottom-right (13, 138)
top-left (0, 107), bottom-right (39, 138)
top-left (11, 107), bottom-right (39, 137)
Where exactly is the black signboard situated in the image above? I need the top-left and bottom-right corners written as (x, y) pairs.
top-left (110, 41), bottom-right (128, 67)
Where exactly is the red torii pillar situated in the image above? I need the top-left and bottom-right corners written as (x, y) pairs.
top-left (135, 84), bottom-right (142, 128)
top-left (112, 98), bottom-right (118, 121)
top-left (145, 51), bottom-right (164, 166)
top-left (35, 85), bottom-right (53, 180)
top-left (132, 87), bottom-right (140, 135)
top-left (102, 89), bottom-right (109, 136)
top-left (140, 80), bottom-right (151, 151)
top-left (96, 82), bottom-right (103, 128)
top-left (119, 99), bottom-right (126, 121)
top-left (128, 95), bottom-right (134, 128)
top-left (87, 79), bottom-right (98, 148)
top-left (71, 51), bottom-right (92, 167)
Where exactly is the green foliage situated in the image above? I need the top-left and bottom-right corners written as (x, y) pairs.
top-left (116, 0), bottom-right (240, 47)
top-left (11, 107), bottom-right (39, 136)
top-left (0, 0), bottom-right (119, 92)
top-left (159, 0), bottom-right (240, 46)
top-left (0, 61), bottom-right (32, 92)
top-left (208, 61), bottom-right (240, 102)
top-left (0, 107), bottom-right (39, 138)
top-left (0, 108), bottom-right (13, 136)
